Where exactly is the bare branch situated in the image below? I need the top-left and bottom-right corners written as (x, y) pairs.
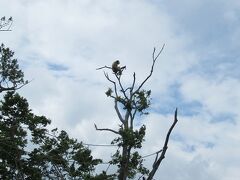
top-left (104, 72), bottom-right (118, 97)
top-left (94, 123), bottom-right (120, 135)
top-left (134, 44), bottom-right (165, 94)
top-left (104, 72), bottom-right (115, 85)
top-left (153, 44), bottom-right (165, 61)
top-left (115, 74), bottom-right (128, 100)
top-left (7, 19), bottom-right (13, 31)
top-left (96, 65), bottom-right (112, 70)
top-left (130, 72), bottom-right (136, 94)
top-left (147, 108), bottom-right (178, 180)
top-left (141, 149), bottom-right (162, 159)
top-left (121, 87), bottom-right (131, 93)
top-left (129, 100), bottom-right (138, 129)
top-left (0, 16), bottom-right (13, 31)
top-left (114, 99), bottom-right (124, 123)
top-left (103, 72), bottom-right (125, 124)
top-left (152, 150), bottom-right (162, 168)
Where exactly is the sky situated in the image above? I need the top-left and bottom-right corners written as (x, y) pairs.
top-left (1, 0), bottom-right (240, 179)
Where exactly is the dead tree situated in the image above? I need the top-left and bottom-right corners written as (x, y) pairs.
top-left (0, 16), bottom-right (13, 31)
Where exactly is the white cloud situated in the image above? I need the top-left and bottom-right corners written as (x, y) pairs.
top-left (1, 0), bottom-right (240, 179)
top-left (180, 74), bottom-right (240, 116)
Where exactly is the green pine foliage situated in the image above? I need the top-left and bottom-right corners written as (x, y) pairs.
top-left (0, 44), bottom-right (104, 179)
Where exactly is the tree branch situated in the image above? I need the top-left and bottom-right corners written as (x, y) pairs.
top-left (96, 65), bottom-right (112, 70)
top-left (104, 72), bottom-right (125, 124)
top-left (116, 74), bottom-right (128, 100)
top-left (147, 108), bottom-right (178, 180)
top-left (0, 17), bottom-right (13, 31)
top-left (94, 123), bottom-right (120, 135)
top-left (114, 99), bottom-right (124, 123)
top-left (104, 72), bottom-right (118, 97)
top-left (130, 72), bottom-right (136, 94)
top-left (134, 44), bottom-right (165, 94)
top-left (0, 81), bottom-right (30, 93)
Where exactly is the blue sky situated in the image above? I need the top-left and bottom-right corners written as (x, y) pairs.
top-left (1, 0), bottom-right (240, 179)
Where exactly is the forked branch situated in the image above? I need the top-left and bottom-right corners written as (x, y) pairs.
top-left (0, 16), bottom-right (13, 31)
top-left (104, 72), bottom-right (118, 97)
top-left (134, 44), bottom-right (165, 94)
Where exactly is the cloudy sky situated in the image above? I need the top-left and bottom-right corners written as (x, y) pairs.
top-left (1, 0), bottom-right (240, 179)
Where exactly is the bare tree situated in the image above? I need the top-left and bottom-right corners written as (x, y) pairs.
top-left (96, 45), bottom-right (178, 180)
top-left (0, 16), bottom-right (13, 31)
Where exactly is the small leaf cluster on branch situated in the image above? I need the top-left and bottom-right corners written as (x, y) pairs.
top-left (111, 125), bottom-right (146, 148)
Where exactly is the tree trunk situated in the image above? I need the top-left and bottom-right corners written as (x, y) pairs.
top-left (118, 144), bottom-right (128, 180)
